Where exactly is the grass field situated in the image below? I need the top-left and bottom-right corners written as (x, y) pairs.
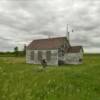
top-left (0, 54), bottom-right (100, 100)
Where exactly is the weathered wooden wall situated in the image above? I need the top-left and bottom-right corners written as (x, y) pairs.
top-left (26, 49), bottom-right (58, 65)
top-left (64, 49), bottom-right (83, 64)
top-left (26, 49), bottom-right (83, 65)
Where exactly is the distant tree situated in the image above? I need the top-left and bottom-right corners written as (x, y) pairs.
top-left (14, 46), bottom-right (19, 56)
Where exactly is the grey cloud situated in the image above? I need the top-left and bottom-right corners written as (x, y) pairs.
top-left (0, 0), bottom-right (100, 52)
top-left (0, 37), bottom-right (15, 51)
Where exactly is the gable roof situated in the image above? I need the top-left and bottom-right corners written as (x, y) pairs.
top-left (27, 37), bottom-right (69, 50)
top-left (65, 46), bottom-right (83, 53)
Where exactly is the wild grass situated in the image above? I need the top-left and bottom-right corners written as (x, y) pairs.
top-left (0, 54), bottom-right (100, 100)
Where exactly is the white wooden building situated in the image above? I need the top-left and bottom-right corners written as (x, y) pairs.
top-left (26, 37), bottom-right (83, 65)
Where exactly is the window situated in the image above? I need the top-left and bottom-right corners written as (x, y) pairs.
top-left (58, 48), bottom-right (64, 57)
top-left (30, 51), bottom-right (34, 60)
top-left (46, 51), bottom-right (51, 61)
top-left (38, 51), bottom-right (42, 61)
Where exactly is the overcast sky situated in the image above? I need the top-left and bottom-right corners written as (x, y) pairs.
top-left (0, 0), bottom-right (100, 53)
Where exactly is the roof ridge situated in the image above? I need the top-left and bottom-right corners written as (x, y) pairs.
top-left (33, 36), bottom-right (66, 41)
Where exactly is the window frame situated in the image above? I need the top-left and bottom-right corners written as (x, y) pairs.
top-left (46, 51), bottom-right (51, 61)
top-left (30, 51), bottom-right (34, 60)
top-left (38, 51), bottom-right (42, 61)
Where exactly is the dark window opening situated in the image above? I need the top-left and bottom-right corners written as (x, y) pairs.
top-left (46, 51), bottom-right (51, 61)
top-left (38, 51), bottom-right (42, 61)
top-left (58, 60), bottom-right (64, 66)
top-left (58, 48), bottom-right (64, 57)
top-left (30, 51), bottom-right (34, 60)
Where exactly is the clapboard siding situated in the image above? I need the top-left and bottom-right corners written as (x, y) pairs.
top-left (26, 49), bottom-right (58, 65)
top-left (64, 49), bottom-right (83, 64)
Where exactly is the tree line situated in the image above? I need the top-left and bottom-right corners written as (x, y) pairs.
top-left (0, 45), bottom-right (26, 57)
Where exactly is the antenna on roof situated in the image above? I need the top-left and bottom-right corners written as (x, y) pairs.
top-left (66, 24), bottom-right (74, 43)
top-left (67, 24), bottom-right (69, 41)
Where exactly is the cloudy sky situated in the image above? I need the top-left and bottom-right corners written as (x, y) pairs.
top-left (0, 0), bottom-right (100, 53)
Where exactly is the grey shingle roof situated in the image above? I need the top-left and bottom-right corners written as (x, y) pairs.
top-left (27, 37), bottom-right (70, 50)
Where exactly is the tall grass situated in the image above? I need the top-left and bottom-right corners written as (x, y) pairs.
top-left (0, 54), bottom-right (100, 100)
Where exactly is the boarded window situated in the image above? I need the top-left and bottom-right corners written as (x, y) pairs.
top-left (46, 51), bottom-right (51, 61)
top-left (30, 51), bottom-right (34, 60)
top-left (38, 51), bottom-right (42, 61)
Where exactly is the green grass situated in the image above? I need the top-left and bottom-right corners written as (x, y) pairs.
top-left (0, 55), bottom-right (100, 100)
